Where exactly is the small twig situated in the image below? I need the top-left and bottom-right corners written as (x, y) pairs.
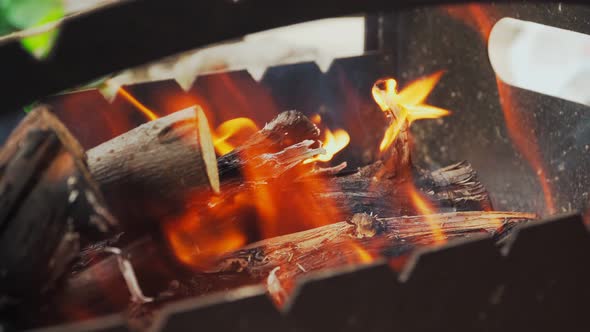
top-left (103, 247), bottom-right (153, 304)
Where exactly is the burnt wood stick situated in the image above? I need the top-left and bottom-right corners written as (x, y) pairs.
top-left (87, 110), bottom-right (319, 234)
top-left (40, 211), bottom-right (534, 328)
top-left (37, 237), bottom-right (182, 327)
top-left (36, 236), bottom-right (258, 329)
top-left (216, 110), bottom-right (320, 181)
top-left (218, 211), bottom-right (536, 275)
top-left (0, 107), bottom-right (117, 300)
top-left (217, 211), bottom-right (536, 303)
top-left (87, 106), bottom-right (219, 234)
top-left (321, 160), bottom-right (492, 216)
top-left (199, 160), bottom-right (493, 245)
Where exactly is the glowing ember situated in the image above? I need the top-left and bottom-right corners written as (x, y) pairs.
top-left (310, 114), bottom-right (322, 125)
top-left (372, 72), bottom-right (451, 152)
top-left (304, 128), bottom-right (350, 164)
top-left (212, 117), bottom-right (259, 155)
top-left (406, 184), bottom-right (446, 244)
top-left (117, 87), bottom-right (159, 121)
top-left (164, 210), bottom-right (247, 269)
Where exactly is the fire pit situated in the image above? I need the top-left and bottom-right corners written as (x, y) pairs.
top-left (1, 1), bottom-right (590, 332)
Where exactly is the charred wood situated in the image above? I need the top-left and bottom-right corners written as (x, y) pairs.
top-left (216, 110), bottom-right (320, 181)
top-left (0, 107), bottom-right (116, 300)
top-left (217, 211), bottom-right (535, 302)
top-left (87, 109), bottom-right (320, 235)
top-left (39, 211), bottom-right (534, 328)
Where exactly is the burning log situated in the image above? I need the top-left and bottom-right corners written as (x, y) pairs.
top-left (87, 106), bottom-right (219, 234)
top-left (217, 211), bottom-right (535, 275)
top-left (40, 211), bottom-right (534, 326)
top-left (0, 107), bottom-right (117, 300)
top-left (86, 102), bottom-right (484, 240)
top-left (216, 110), bottom-right (321, 181)
top-left (316, 160), bottom-right (491, 217)
top-left (87, 109), bottom-right (321, 234)
top-left (217, 211), bottom-right (536, 303)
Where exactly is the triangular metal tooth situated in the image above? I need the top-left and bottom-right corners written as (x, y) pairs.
top-left (246, 65), bottom-right (268, 82)
top-left (315, 55), bottom-right (335, 73)
top-left (174, 65), bottom-right (201, 91)
top-left (97, 79), bottom-right (122, 103)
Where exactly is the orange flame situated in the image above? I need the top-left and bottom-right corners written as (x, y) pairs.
top-left (348, 241), bottom-right (374, 264)
top-left (117, 85), bottom-right (260, 157)
top-left (496, 79), bottom-right (556, 214)
top-left (372, 72), bottom-right (451, 152)
top-left (117, 87), bottom-right (159, 121)
top-left (212, 117), bottom-right (259, 155)
top-left (163, 115), bottom-right (344, 269)
top-left (239, 138), bottom-right (344, 239)
top-left (304, 128), bottom-right (350, 164)
top-left (444, 4), bottom-right (555, 214)
top-left (310, 114), bottom-right (322, 125)
top-left (164, 208), bottom-right (248, 268)
top-left (406, 183), bottom-right (446, 244)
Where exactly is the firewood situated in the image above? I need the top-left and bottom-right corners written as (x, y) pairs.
top-left (87, 106), bottom-right (219, 234)
top-left (315, 160), bottom-right (491, 217)
top-left (0, 107), bottom-right (117, 300)
top-left (87, 109), bottom-right (320, 234)
top-left (216, 110), bottom-right (321, 181)
top-left (86, 107), bottom-right (486, 238)
top-left (183, 159), bottom-right (492, 252)
top-left (37, 211), bottom-right (534, 327)
top-left (217, 211), bottom-right (536, 302)
top-left (217, 211), bottom-right (535, 275)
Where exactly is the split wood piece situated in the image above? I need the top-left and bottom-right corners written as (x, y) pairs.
top-left (216, 110), bottom-right (320, 181)
top-left (0, 107), bottom-right (117, 300)
top-left (197, 160), bottom-right (493, 246)
top-left (216, 211), bottom-right (536, 301)
top-left (87, 109), bottom-right (319, 234)
top-left (87, 106), bottom-right (219, 234)
top-left (38, 211), bottom-right (534, 329)
top-left (322, 160), bottom-right (493, 216)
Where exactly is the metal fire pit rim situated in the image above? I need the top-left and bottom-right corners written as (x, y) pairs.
top-left (0, 0), bottom-right (588, 112)
top-left (25, 314), bottom-right (127, 332)
top-left (281, 258), bottom-right (391, 312)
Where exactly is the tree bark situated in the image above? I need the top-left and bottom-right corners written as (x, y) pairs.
top-left (87, 106), bottom-right (218, 234)
top-left (0, 107), bottom-right (117, 300)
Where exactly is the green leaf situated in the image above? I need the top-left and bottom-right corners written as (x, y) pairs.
top-left (0, 0), bottom-right (64, 59)
top-left (20, 7), bottom-right (63, 59)
top-left (1, 0), bottom-right (62, 29)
